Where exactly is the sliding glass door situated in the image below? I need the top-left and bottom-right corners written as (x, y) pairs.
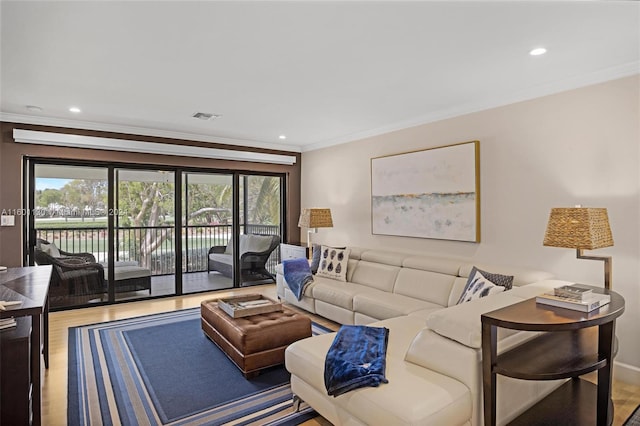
top-left (238, 174), bottom-right (283, 286)
top-left (182, 172), bottom-right (234, 293)
top-left (32, 164), bottom-right (109, 309)
top-left (114, 168), bottom-right (176, 300)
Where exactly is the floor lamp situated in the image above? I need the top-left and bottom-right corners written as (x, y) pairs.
top-left (543, 206), bottom-right (614, 289)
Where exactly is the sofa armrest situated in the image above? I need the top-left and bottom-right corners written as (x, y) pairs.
top-left (425, 280), bottom-right (570, 348)
top-left (209, 246), bottom-right (226, 255)
top-left (59, 249), bottom-right (97, 263)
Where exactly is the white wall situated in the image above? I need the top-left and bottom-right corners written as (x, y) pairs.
top-left (300, 75), bottom-right (640, 382)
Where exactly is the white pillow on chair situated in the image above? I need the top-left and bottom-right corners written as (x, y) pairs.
top-left (41, 242), bottom-right (62, 258)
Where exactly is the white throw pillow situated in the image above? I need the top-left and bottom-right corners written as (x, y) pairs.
top-left (224, 239), bottom-right (234, 254)
top-left (316, 246), bottom-right (350, 282)
top-left (41, 242), bottom-right (61, 258)
top-left (457, 269), bottom-right (505, 304)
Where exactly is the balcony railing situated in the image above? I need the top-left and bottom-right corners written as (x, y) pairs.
top-left (35, 224), bottom-right (281, 276)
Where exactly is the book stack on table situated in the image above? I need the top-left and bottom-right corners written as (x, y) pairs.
top-left (0, 318), bottom-right (16, 331)
top-left (536, 284), bottom-right (611, 312)
top-left (0, 300), bottom-right (22, 330)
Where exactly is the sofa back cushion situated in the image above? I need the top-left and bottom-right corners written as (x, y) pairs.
top-left (350, 261), bottom-right (400, 292)
top-left (458, 263), bottom-right (553, 287)
top-left (393, 268), bottom-right (456, 307)
top-left (392, 256), bottom-right (465, 306)
top-left (402, 256), bottom-right (463, 275)
top-left (359, 250), bottom-right (406, 266)
top-left (225, 234), bottom-right (275, 256)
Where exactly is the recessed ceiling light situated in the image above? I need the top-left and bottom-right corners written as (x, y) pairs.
top-left (530, 47), bottom-right (547, 56)
top-left (69, 106), bottom-right (81, 113)
top-left (279, 135), bottom-right (287, 140)
top-left (26, 105), bottom-right (43, 112)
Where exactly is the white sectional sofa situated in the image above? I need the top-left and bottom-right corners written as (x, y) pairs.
top-left (277, 247), bottom-right (569, 425)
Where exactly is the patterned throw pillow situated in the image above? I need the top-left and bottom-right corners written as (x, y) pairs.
top-left (311, 244), bottom-right (346, 274)
top-left (316, 246), bottom-right (350, 281)
top-left (474, 267), bottom-right (514, 290)
top-left (456, 267), bottom-right (513, 304)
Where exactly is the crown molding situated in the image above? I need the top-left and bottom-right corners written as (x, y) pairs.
top-left (12, 129), bottom-right (297, 165)
top-left (302, 62), bottom-right (640, 152)
top-left (0, 113), bottom-right (301, 153)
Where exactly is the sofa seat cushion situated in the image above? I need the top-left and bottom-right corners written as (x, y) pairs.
top-left (100, 261), bottom-right (140, 268)
top-left (312, 279), bottom-right (379, 310)
top-left (339, 361), bottom-right (471, 426)
top-left (353, 291), bottom-right (443, 320)
top-left (104, 265), bottom-right (152, 281)
top-left (209, 252), bottom-right (232, 265)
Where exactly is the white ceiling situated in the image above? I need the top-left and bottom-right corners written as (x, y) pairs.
top-left (1, 1), bottom-right (638, 153)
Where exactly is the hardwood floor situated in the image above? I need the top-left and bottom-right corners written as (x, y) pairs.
top-left (42, 285), bottom-right (640, 425)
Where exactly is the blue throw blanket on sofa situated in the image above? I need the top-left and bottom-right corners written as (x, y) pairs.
top-left (282, 257), bottom-right (314, 301)
top-left (324, 325), bottom-right (390, 397)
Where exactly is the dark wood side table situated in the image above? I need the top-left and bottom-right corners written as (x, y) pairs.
top-left (481, 286), bottom-right (624, 426)
top-left (0, 265), bottom-right (52, 426)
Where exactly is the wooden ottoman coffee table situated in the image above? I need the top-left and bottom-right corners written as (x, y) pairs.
top-left (201, 298), bottom-right (312, 378)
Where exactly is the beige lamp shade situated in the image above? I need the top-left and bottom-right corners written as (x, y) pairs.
top-left (298, 208), bottom-right (333, 229)
top-left (543, 207), bottom-right (613, 249)
top-left (543, 206), bottom-right (614, 289)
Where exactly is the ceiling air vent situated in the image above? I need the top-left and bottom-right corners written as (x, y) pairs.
top-left (192, 112), bottom-right (222, 121)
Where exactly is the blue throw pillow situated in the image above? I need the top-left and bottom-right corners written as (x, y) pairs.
top-left (310, 243), bottom-right (322, 274)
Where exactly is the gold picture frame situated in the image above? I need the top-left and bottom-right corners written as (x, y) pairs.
top-left (371, 141), bottom-right (480, 242)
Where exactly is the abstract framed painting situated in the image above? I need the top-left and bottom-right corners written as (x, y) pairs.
top-left (371, 141), bottom-right (480, 242)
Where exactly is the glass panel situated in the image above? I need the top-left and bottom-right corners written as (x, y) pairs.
top-left (239, 175), bottom-right (282, 286)
top-left (182, 172), bottom-right (234, 293)
top-left (115, 168), bottom-right (175, 300)
top-left (33, 164), bottom-right (108, 309)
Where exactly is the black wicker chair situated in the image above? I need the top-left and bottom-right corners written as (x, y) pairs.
top-left (34, 239), bottom-right (106, 307)
top-left (208, 234), bottom-right (280, 283)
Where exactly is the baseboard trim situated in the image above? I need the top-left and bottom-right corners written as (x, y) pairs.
top-left (614, 361), bottom-right (640, 386)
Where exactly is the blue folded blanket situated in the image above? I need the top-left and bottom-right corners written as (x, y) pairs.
top-left (282, 257), bottom-right (314, 301)
top-left (324, 325), bottom-right (390, 397)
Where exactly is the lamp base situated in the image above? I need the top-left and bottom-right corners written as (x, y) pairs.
top-left (306, 229), bottom-right (317, 260)
top-left (576, 249), bottom-right (612, 290)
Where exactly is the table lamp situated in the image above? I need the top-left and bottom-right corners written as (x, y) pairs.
top-left (298, 208), bottom-right (333, 254)
top-left (543, 206), bottom-right (614, 289)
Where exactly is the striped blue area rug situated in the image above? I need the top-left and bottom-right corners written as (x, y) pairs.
top-left (625, 404), bottom-right (640, 426)
top-left (68, 308), bottom-right (330, 426)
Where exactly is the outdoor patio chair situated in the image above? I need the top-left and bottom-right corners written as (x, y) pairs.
top-left (34, 239), bottom-right (107, 307)
top-left (207, 234), bottom-right (280, 283)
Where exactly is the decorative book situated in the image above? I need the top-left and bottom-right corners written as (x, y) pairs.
top-left (553, 284), bottom-right (593, 301)
top-left (536, 292), bottom-right (610, 312)
top-left (0, 317), bottom-right (17, 330)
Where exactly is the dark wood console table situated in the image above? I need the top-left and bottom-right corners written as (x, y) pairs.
top-left (481, 286), bottom-right (625, 426)
top-left (0, 265), bottom-right (52, 426)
